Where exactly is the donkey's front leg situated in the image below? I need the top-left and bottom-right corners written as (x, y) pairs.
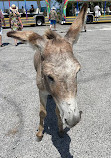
top-left (56, 106), bottom-right (64, 138)
top-left (36, 92), bottom-right (47, 141)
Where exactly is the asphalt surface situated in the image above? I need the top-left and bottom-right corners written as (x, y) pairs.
top-left (0, 23), bottom-right (111, 158)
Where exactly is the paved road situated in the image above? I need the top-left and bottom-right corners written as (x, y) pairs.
top-left (0, 23), bottom-right (111, 158)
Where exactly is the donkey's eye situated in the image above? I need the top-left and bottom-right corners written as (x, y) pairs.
top-left (47, 75), bottom-right (54, 82)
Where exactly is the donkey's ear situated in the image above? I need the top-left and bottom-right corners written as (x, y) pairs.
top-left (65, 3), bottom-right (88, 45)
top-left (7, 31), bottom-right (45, 51)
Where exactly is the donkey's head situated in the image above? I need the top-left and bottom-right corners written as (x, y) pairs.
top-left (7, 4), bottom-right (87, 128)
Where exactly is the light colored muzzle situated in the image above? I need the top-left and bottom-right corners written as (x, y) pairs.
top-left (58, 98), bottom-right (81, 128)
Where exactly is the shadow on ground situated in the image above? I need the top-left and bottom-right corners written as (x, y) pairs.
top-left (17, 42), bottom-right (24, 46)
top-left (44, 96), bottom-right (73, 158)
top-left (2, 43), bottom-right (10, 46)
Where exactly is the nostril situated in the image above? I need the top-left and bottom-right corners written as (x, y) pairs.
top-left (79, 111), bottom-right (83, 118)
top-left (64, 118), bottom-right (68, 124)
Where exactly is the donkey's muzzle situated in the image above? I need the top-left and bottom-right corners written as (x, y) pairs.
top-left (65, 110), bottom-right (82, 128)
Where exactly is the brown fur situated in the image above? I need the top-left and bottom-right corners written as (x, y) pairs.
top-left (29, 32), bottom-right (43, 43)
top-left (65, 3), bottom-right (88, 44)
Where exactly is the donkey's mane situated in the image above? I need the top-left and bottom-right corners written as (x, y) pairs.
top-left (45, 29), bottom-right (61, 41)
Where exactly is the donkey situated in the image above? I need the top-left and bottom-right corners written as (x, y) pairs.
top-left (7, 3), bottom-right (87, 141)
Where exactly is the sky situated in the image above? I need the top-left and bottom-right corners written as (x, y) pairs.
top-left (0, 0), bottom-right (59, 11)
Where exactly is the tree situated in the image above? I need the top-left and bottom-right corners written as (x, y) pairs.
top-left (49, 0), bottom-right (51, 8)
top-left (55, 0), bottom-right (62, 4)
top-left (37, 0), bottom-right (41, 11)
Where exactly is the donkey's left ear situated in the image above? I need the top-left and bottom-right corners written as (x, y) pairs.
top-left (7, 31), bottom-right (45, 51)
top-left (65, 3), bottom-right (88, 45)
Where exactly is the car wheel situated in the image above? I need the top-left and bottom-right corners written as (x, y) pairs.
top-left (36, 19), bottom-right (43, 26)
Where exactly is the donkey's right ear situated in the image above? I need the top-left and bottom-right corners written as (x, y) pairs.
top-left (7, 31), bottom-right (45, 51)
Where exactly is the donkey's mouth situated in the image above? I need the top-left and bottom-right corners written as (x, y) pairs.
top-left (64, 111), bottom-right (82, 128)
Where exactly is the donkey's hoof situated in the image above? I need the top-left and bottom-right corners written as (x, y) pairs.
top-left (36, 135), bottom-right (43, 142)
top-left (36, 132), bottom-right (43, 142)
top-left (58, 131), bottom-right (64, 138)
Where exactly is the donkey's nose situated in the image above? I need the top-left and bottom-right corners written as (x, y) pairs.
top-left (65, 110), bottom-right (82, 128)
